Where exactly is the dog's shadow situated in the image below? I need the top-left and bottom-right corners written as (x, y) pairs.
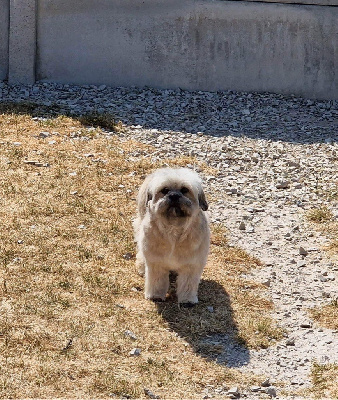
top-left (155, 278), bottom-right (250, 368)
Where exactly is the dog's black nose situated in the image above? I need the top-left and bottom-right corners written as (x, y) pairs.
top-left (168, 192), bottom-right (181, 202)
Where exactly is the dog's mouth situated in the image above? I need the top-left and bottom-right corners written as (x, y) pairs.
top-left (166, 205), bottom-right (187, 218)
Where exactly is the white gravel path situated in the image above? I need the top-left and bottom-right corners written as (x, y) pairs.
top-left (1, 82), bottom-right (337, 398)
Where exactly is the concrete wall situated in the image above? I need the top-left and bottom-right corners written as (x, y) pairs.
top-left (36, 0), bottom-right (338, 99)
top-left (3, 0), bottom-right (338, 99)
top-left (0, 0), bottom-right (9, 81)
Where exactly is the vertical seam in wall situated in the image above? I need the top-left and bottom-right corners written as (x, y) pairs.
top-left (6, 0), bottom-right (10, 81)
top-left (34, 0), bottom-right (38, 83)
top-left (8, 0), bottom-right (13, 83)
top-left (8, 0), bottom-right (37, 85)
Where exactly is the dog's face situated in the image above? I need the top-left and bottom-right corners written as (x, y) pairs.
top-left (139, 168), bottom-right (208, 222)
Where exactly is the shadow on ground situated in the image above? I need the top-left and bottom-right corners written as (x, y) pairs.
top-left (0, 92), bottom-right (337, 145)
top-left (156, 279), bottom-right (250, 368)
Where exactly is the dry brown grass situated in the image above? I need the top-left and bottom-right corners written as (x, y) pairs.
top-left (310, 299), bottom-right (338, 331)
top-left (305, 207), bottom-right (338, 399)
top-left (0, 103), bottom-right (282, 398)
top-left (306, 206), bottom-right (338, 333)
top-left (310, 363), bottom-right (338, 399)
top-left (306, 206), bottom-right (338, 260)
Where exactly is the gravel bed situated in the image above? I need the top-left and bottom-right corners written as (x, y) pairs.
top-left (1, 82), bottom-right (338, 399)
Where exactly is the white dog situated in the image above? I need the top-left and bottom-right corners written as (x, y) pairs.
top-left (133, 168), bottom-right (210, 306)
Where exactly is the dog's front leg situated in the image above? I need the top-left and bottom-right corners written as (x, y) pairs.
top-left (176, 267), bottom-right (202, 305)
top-left (144, 264), bottom-right (169, 302)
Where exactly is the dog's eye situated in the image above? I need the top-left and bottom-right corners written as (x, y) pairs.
top-left (161, 187), bottom-right (169, 195)
top-left (181, 187), bottom-right (189, 194)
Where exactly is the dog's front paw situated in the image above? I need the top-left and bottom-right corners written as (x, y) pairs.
top-left (145, 292), bottom-right (166, 302)
top-left (150, 297), bottom-right (166, 303)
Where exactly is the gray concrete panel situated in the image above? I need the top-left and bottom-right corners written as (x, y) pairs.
top-left (0, 0), bottom-right (9, 81)
top-left (8, 0), bottom-right (36, 85)
top-left (37, 0), bottom-right (337, 99)
top-left (233, 0), bottom-right (338, 6)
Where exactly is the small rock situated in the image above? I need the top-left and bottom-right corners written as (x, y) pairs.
top-left (207, 306), bottom-right (214, 313)
top-left (123, 252), bottom-right (133, 260)
top-left (124, 330), bottom-right (137, 340)
top-left (227, 387), bottom-right (239, 398)
top-left (239, 221), bottom-right (246, 230)
top-left (300, 321), bottom-right (312, 328)
top-left (129, 348), bottom-right (141, 356)
top-left (299, 247), bottom-right (308, 256)
top-left (144, 388), bottom-right (160, 399)
top-left (250, 386), bottom-right (261, 392)
top-left (261, 379), bottom-right (270, 387)
top-left (286, 337), bottom-right (295, 346)
top-left (276, 181), bottom-right (290, 189)
top-left (265, 387), bottom-right (277, 397)
top-left (262, 279), bottom-right (271, 287)
top-left (39, 131), bottom-right (50, 138)
top-left (246, 225), bottom-right (255, 233)
top-left (297, 260), bottom-right (307, 268)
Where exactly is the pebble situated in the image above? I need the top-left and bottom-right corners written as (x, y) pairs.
top-left (144, 388), bottom-right (160, 399)
top-left (297, 260), bottom-right (307, 268)
top-left (124, 330), bottom-right (137, 340)
top-left (261, 379), bottom-right (271, 387)
top-left (123, 252), bottom-right (133, 260)
top-left (239, 221), bottom-right (246, 230)
top-left (299, 247), bottom-right (308, 256)
top-left (276, 181), bottom-right (290, 189)
top-left (286, 337), bottom-right (295, 346)
top-left (265, 387), bottom-right (277, 397)
top-left (262, 279), bottom-right (271, 287)
top-left (227, 387), bottom-right (240, 398)
top-left (300, 321), bottom-right (313, 328)
top-left (129, 348), bottom-right (141, 356)
top-left (1, 82), bottom-right (337, 399)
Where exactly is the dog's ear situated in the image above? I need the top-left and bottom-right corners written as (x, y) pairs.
top-left (137, 177), bottom-right (153, 217)
top-left (198, 189), bottom-right (208, 211)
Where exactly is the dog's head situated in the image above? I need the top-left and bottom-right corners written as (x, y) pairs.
top-left (137, 168), bottom-right (208, 221)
